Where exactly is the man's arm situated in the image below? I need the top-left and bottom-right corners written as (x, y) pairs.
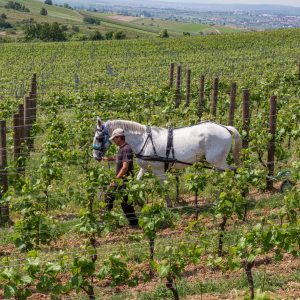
top-left (116, 161), bottom-right (129, 179)
top-left (109, 161), bottom-right (129, 188)
top-left (102, 156), bottom-right (116, 161)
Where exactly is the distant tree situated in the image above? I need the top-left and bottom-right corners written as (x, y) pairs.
top-left (1, 13), bottom-right (7, 19)
top-left (44, 0), bottom-right (53, 5)
top-left (83, 16), bottom-right (100, 25)
top-left (61, 25), bottom-right (68, 31)
top-left (40, 8), bottom-right (48, 16)
top-left (5, 1), bottom-right (30, 12)
top-left (114, 31), bottom-right (126, 40)
top-left (105, 31), bottom-right (113, 40)
top-left (159, 29), bottom-right (169, 38)
top-left (90, 30), bottom-right (103, 41)
top-left (0, 19), bottom-right (12, 29)
top-left (72, 25), bottom-right (79, 32)
top-left (63, 3), bottom-right (73, 10)
top-left (24, 21), bottom-right (67, 41)
top-left (183, 32), bottom-right (190, 36)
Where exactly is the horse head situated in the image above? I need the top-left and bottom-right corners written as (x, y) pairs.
top-left (92, 117), bottom-right (111, 161)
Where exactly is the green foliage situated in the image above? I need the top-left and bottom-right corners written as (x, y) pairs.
top-left (0, 19), bottom-right (12, 29)
top-left (23, 21), bottom-right (67, 42)
top-left (90, 30), bottom-right (103, 41)
top-left (12, 181), bottom-right (58, 252)
top-left (105, 30), bottom-right (114, 40)
top-left (184, 164), bottom-right (208, 194)
top-left (69, 254), bottom-right (96, 297)
top-left (126, 173), bottom-right (163, 207)
top-left (159, 29), bottom-right (169, 38)
top-left (139, 202), bottom-right (177, 241)
top-left (83, 16), bottom-right (100, 25)
top-left (114, 31), bottom-right (126, 40)
top-left (5, 1), bottom-right (30, 12)
top-left (156, 243), bottom-right (202, 279)
top-left (98, 252), bottom-right (138, 287)
top-left (40, 7), bottom-right (48, 16)
top-left (0, 251), bottom-right (67, 300)
top-left (44, 0), bottom-right (53, 5)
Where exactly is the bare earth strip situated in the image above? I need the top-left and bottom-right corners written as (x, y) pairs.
top-left (108, 15), bottom-right (141, 22)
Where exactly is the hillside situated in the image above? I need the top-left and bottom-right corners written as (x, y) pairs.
top-left (0, 23), bottom-right (299, 300)
top-left (0, 0), bottom-right (242, 41)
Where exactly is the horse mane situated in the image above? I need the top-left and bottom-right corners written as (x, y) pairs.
top-left (105, 120), bottom-right (147, 135)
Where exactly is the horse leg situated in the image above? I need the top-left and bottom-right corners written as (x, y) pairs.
top-left (137, 168), bottom-right (146, 180)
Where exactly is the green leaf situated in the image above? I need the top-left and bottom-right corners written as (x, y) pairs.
top-left (71, 274), bottom-right (83, 287)
top-left (4, 284), bottom-right (16, 299)
top-left (158, 265), bottom-right (170, 277)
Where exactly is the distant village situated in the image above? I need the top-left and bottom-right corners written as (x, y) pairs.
top-left (201, 11), bottom-right (300, 29)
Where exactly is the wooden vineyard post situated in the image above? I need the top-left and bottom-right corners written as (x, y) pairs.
top-left (18, 104), bottom-right (25, 173)
top-left (13, 114), bottom-right (21, 161)
top-left (298, 59), bottom-right (300, 80)
top-left (211, 77), bottom-right (219, 117)
top-left (75, 74), bottom-right (79, 93)
top-left (169, 63), bottom-right (175, 88)
top-left (185, 69), bottom-right (191, 107)
top-left (28, 94), bottom-right (35, 150)
top-left (18, 104), bottom-right (24, 147)
top-left (0, 120), bottom-right (9, 226)
top-left (24, 96), bottom-right (31, 148)
top-left (175, 65), bottom-right (182, 108)
top-left (31, 73), bottom-right (37, 94)
top-left (198, 75), bottom-right (205, 121)
top-left (228, 82), bottom-right (237, 126)
top-left (266, 95), bottom-right (277, 191)
top-left (298, 58), bottom-right (300, 81)
top-left (242, 89), bottom-right (250, 149)
top-left (30, 73), bottom-right (37, 124)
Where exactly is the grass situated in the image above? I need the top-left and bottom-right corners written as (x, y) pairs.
top-left (131, 18), bottom-right (241, 35)
top-left (0, 0), bottom-right (154, 39)
top-left (95, 266), bottom-right (300, 299)
top-left (0, 0), bottom-right (82, 24)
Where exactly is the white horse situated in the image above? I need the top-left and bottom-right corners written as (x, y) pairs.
top-left (93, 118), bottom-right (242, 207)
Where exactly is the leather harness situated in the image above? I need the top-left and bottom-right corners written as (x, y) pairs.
top-left (135, 121), bottom-right (233, 172)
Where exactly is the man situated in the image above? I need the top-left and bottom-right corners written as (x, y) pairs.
top-left (102, 128), bottom-right (138, 227)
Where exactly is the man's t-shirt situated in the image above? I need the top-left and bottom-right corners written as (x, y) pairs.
top-left (116, 143), bottom-right (134, 178)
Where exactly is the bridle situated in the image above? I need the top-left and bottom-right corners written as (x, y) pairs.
top-left (93, 125), bottom-right (111, 155)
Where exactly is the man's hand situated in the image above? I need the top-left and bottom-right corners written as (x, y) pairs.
top-left (109, 181), bottom-right (117, 189)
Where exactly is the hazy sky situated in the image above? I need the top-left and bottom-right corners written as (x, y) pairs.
top-left (152, 0), bottom-right (300, 7)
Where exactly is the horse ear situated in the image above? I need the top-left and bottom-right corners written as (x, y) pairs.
top-left (97, 117), bottom-right (102, 128)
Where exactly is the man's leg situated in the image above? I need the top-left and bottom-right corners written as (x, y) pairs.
top-left (105, 188), bottom-right (115, 211)
top-left (121, 195), bottom-right (138, 226)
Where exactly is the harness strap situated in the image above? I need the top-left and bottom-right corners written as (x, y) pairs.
top-left (138, 126), bottom-right (158, 157)
top-left (164, 126), bottom-right (175, 172)
top-left (136, 123), bottom-right (229, 173)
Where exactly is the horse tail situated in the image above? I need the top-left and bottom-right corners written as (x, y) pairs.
top-left (226, 126), bottom-right (242, 167)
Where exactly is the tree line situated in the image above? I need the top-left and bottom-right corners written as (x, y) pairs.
top-left (22, 20), bottom-right (126, 42)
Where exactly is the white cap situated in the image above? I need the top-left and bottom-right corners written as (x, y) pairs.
top-left (109, 128), bottom-right (125, 141)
